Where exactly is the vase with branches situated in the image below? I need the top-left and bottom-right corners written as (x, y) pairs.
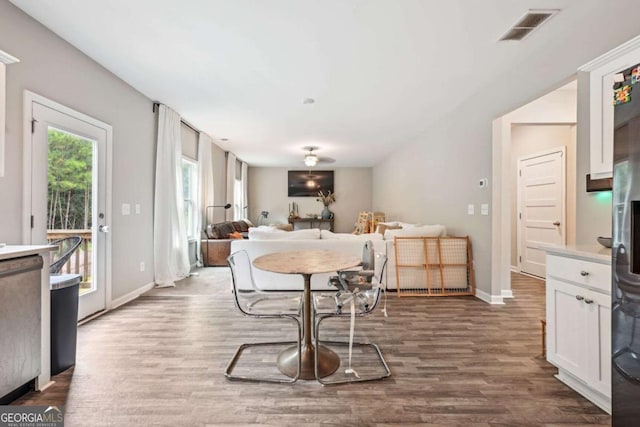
top-left (317, 190), bottom-right (336, 219)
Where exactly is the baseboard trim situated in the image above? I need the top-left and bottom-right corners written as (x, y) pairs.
top-left (518, 271), bottom-right (544, 281)
top-left (475, 289), bottom-right (504, 305)
top-left (510, 265), bottom-right (519, 273)
top-left (555, 370), bottom-right (611, 414)
top-left (110, 282), bottom-right (155, 310)
top-left (501, 290), bottom-right (514, 298)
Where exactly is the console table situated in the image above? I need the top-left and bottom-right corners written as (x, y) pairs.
top-left (288, 217), bottom-right (334, 232)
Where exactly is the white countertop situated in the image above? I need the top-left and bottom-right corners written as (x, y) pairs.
top-left (0, 245), bottom-right (57, 261)
top-left (541, 244), bottom-right (611, 264)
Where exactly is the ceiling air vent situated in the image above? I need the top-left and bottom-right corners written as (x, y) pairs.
top-left (499, 9), bottom-right (559, 41)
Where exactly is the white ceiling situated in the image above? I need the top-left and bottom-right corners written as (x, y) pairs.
top-left (6, 0), bottom-right (609, 166)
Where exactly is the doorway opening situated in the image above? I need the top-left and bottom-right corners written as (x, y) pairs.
top-left (491, 80), bottom-right (577, 297)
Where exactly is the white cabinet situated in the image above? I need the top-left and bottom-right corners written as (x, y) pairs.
top-left (545, 251), bottom-right (611, 413)
top-left (579, 35), bottom-right (640, 179)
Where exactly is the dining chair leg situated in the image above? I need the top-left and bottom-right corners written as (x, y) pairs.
top-left (313, 313), bottom-right (391, 386)
top-left (225, 315), bottom-right (302, 384)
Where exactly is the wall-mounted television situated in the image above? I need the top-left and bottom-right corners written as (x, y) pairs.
top-left (288, 170), bottom-right (334, 197)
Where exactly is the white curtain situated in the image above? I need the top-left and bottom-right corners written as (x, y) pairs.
top-left (226, 152), bottom-right (237, 221)
top-left (241, 161), bottom-right (248, 220)
top-left (196, 133), bottom-right (215, 266)
top-left (153, 105), bottom-right (190, 287)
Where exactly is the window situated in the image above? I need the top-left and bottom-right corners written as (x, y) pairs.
top-left (182, 157), bottom-right (198, 239)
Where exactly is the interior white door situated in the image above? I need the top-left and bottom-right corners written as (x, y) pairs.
top-left (26, 95), bottom-right (111, 320)
top-left (518, 148), bottom-right (565, 278)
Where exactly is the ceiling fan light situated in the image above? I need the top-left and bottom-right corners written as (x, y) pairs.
top-left (304, 153), bottom-right (318, 167)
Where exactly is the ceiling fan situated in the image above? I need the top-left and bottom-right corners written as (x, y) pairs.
top-left (303, 146), bottom-right (335, 167)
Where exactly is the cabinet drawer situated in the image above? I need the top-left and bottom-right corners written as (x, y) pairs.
top-left (547, 254), bottom-right (610, 293)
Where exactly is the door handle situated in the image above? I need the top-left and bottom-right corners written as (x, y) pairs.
top-left (99, 225), bottom-right (110, 233)
top-left (584, 298), bottom-right (594, 304)
top-left (580, 270), bottom-right (589, 276)
top-left (575, 295), bottom-right (584, 301)
top-left (553, 221), bottom-right (561, 226)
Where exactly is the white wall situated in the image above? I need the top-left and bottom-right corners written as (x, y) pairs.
top-left (510, 124), bottom-right (576, 267)
top-left (0, 1), bottom-right (158, 300)
top-left (248, 167), bottom-right (372, 233)
top-left (373, 8), bottom-right (640, 300)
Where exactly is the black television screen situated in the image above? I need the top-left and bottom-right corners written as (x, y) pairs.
top-left (288, 170), bottom-right (334, 197)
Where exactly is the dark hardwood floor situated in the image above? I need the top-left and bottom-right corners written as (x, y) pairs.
top-left (13, 270), bottom-right (611, 426)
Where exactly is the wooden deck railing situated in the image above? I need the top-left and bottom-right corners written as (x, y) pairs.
top-left (47, 229), bottom-right (92, 284)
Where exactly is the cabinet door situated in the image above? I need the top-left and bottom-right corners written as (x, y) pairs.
top-left (585, 288), bottom-right (611, 397)
top-left (546, 278), bottom-right (591, 379)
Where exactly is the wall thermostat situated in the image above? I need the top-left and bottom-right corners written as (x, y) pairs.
top-left (479, 178), bottom-right (488, 188)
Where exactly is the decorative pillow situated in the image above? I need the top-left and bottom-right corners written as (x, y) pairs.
top-left (231, 221), bottom-right (244, 232)
top-left (212, 222), bottom-right (235, 239)
top-left (249, 228), bottom-right (321, 240)
top-left (236, 221), bottom-right (250, 232)
top-left (384, 224), bottom-right (447, 240)
top-left (242, 218), bottom-right (255, 227)
top-left (376, 224), bottom-right (402, 235)
top-left (321, 230), bottom-right (383, 240)
top-left (228, 231), bottom-right (243, 239)
top-left (397, 222), bottom-right (420, 228)
top-left (249, 225), bottom-right (285, 232)
top-left (272, 223), bottom-right (293, 232)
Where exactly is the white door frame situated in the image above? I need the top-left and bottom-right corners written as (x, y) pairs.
top-left (516, 147), bottom-right (566, 275)
top-left (22, 90), bottom-right (113, 312)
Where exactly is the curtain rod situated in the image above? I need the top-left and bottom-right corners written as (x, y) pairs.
top-left (152, 102), bottom-right (199, 134)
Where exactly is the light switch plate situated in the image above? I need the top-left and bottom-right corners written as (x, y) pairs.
top-left (135, 204), bottom-right (141, 214)
top-left (122, 203), bottom-right (131, 215)
top-left (467, 204), bottom-right (475, 215)
top-left (481, 203), bottom-right (489, 215)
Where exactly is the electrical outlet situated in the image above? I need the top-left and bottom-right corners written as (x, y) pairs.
top-left (135, 204), bottom-right (141, 214)
top-left (139, 262), bottom-right (145, 272)
top-left (467, 204), bottom-right (475, 215)
top-left (122, 203), bottom-right (131, 215)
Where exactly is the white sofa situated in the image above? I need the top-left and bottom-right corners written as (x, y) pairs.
top-left (230, 224), bottom-right (448, 291)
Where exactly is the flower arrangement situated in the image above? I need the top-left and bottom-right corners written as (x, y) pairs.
top-left (317, 190), bottom-right (336, 207)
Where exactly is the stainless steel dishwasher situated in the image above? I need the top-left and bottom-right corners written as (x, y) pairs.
top-left (0, 255), bottom-right (43, 401)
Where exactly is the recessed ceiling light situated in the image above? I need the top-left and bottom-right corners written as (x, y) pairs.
top-left (302, 98), bottom-right (315, 105)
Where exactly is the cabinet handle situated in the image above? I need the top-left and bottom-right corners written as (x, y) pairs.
top-left (575, 295), bottom-right (584, 301)
top-left (584, 298), bottom-right (594, 304)
top-left (580, 271), bottom-right (589, 276)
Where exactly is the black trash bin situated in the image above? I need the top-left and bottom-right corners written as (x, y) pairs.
top-left (50, 274), bottom-right (81, 376)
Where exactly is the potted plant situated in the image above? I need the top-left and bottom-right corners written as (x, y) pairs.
top-left (317, 190), bottom-right (336, 220)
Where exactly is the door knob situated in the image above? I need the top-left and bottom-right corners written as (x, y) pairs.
top-left (584, 298), bottom-right (594, 304)
top-left (580, 271), bottom-right (589, 276)
top-left (99, 225), bottom-right (110, 233)
top-left (575, 295), bottom-right (584, 301)
top-left (553, 221), bottom-right (561, 226)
